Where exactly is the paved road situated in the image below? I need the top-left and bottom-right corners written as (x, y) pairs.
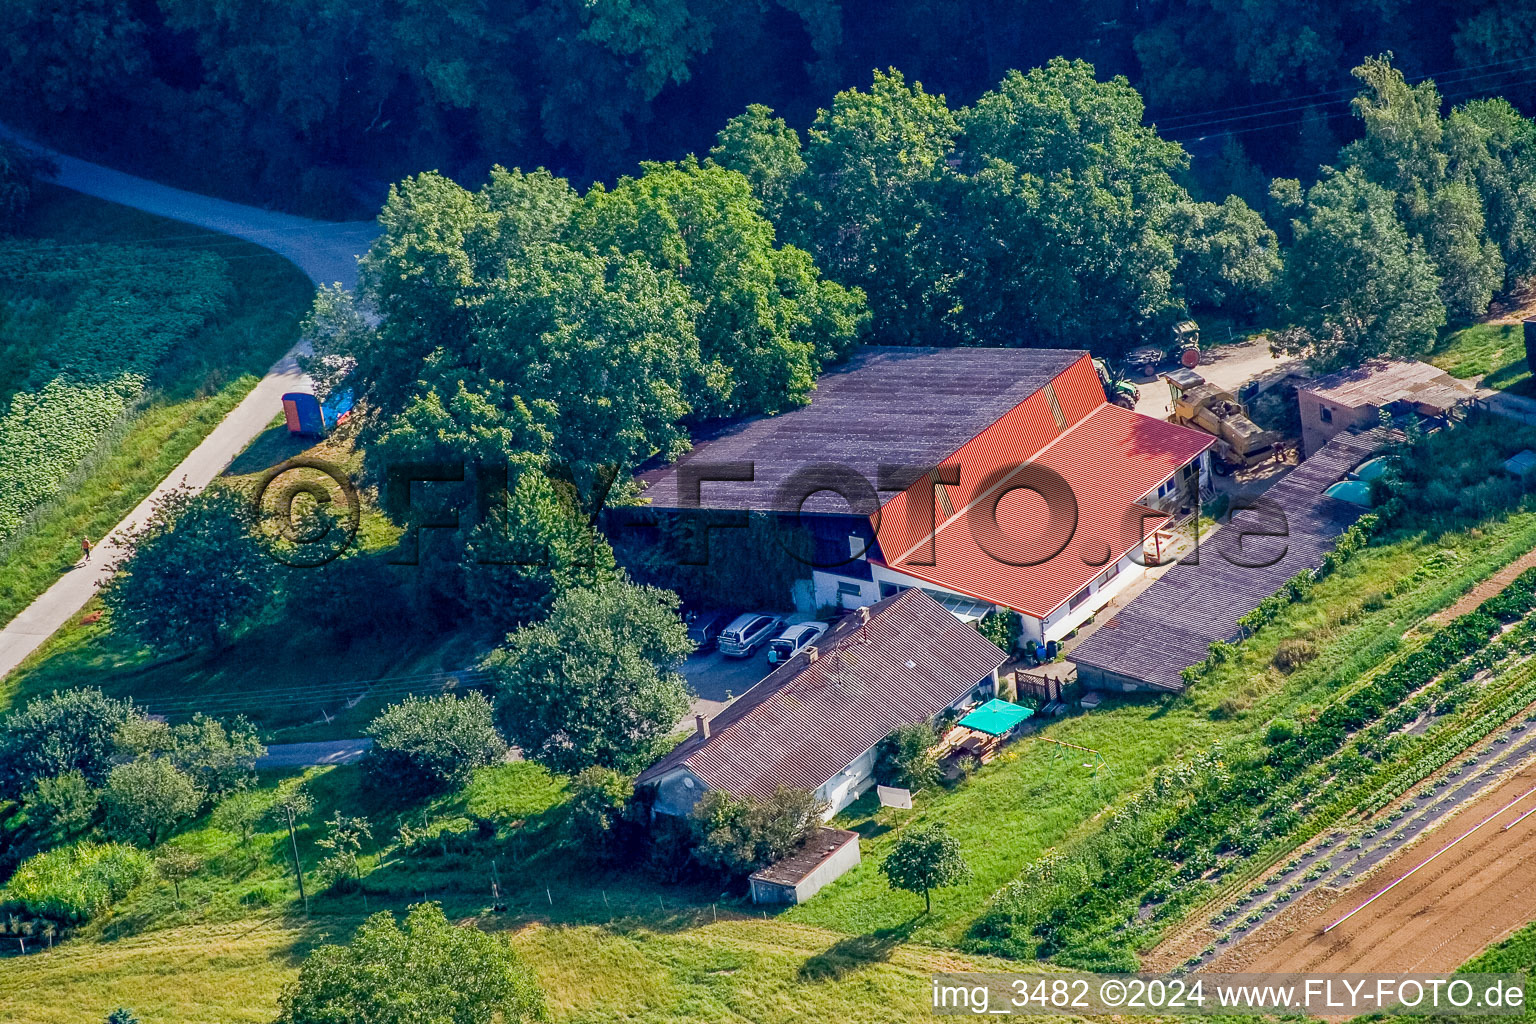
top-left (0, 130), bottom-right (380, 681)
top-left (256, 738), bottom-right (373, 769)
top-left (1132, 336), bottom-right (1306, 420)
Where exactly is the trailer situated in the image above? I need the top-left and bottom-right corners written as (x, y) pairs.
top-left (281, 389), bottom-right (354, 438)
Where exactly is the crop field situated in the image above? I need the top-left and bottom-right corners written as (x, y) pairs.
top-left (1213, 763), bottom-right (1536, 973)
top-left (0, 185), bottom-right (313, 625)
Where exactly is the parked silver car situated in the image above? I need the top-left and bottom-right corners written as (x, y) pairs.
top-left (766, 621), bottom-right (829, 665)
top-left (717, 613), bottom-right (784, 658)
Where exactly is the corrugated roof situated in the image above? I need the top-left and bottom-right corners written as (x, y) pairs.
top-left (1303, 360), bottom-right (1474, 411)
top-left (637, 346), bottom-right (1086, 514)
top-left (874, 371), bottom-right (1215, 617)
top-left (749, 827), bottom-right (860, 886)
top-left (636, 589), bottom-right (1007, 799)
top-left (1069, 428), bottom-right (1396, 691)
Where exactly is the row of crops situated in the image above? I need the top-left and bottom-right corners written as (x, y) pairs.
top-left (967, 551), bottom-right (1536, 971)
top-left (0, 241), bottom-right (230, 541)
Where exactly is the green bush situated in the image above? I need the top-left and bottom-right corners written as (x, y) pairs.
top-left (975, 610), bottom-right (1020, 652)
top-left (689, 787), bottom-right (824, 877)
top-left (875, 723), bottom-right (941, 790)
top-left (364, 692), bottom-right (507, 795)
top-left (0, 841), bottom-right (152, 924)
top-left (1272, 638), bottom-right (1317, 672)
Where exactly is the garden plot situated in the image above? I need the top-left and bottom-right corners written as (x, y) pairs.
top-left (1157, 724), bottom-right (1536, 972)
top-left (1209, 760), bottom-right (1536, 973)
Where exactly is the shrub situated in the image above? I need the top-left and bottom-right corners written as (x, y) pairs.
top-left (1272, 639), bottom-right (1317, 672)
top-left (975, 610), bottom-right (1020, 652)
top-left (0, 688), bottom-right (135, 796)
top-left (102, 758), bottom-right (202, 845)
top-left (21, 769), bottom-right (99, 846)
top-left (566, 767), bottom-right (640, 861)
top-left (0, 842), bottom-right (152, 924)
top-left (1265, 720), bottom-right (1299, 745)
top-left (690, 787), bottom-right (824, 877)
top-left (875, 723), bottom-right (941, 790)
top-left (364, 692), bottom-right (507, 794)
top-left (395, 817), bottom-right (475, 859)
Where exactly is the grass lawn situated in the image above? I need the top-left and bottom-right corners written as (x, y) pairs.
top-left (0, 184), bottom-right (315, 626)
top-left (0, 913), bottom-right (1022, 1024)
top-left (787, 508), bottom-right (1536, 947)
top-left (1429, 322), bottom-right (1532, 394)
top-left (0, 760), bottom-right (1027, 1024)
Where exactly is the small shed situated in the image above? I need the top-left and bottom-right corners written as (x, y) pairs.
top-left (959, 699), bottom-right (1035, 737)
top-left (749, 828), bottom-right (861, 905)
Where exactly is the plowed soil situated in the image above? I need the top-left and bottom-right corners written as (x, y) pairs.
top-left (1210, 765), bottom-right (1536, 972)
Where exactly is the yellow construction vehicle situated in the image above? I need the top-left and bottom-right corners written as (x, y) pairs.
top-left (1161, 368), bottom-right (1281, 472)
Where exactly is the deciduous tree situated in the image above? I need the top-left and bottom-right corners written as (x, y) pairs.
top-left (274, 902), bottom-right (544, 1024)
top-left (484, 578), bottom-right (692, 773)
top-left (102, 485), bottom-right (272, 652)
top-left (881, 821), bottom-right (970, 913)
top-left (363, 692), bottom-right (507, 795)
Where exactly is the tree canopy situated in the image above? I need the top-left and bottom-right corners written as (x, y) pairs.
top-left (304, 162), bottom-right (865, 500)
top-left (483, 577), bottom-right (693, 774)
top-left (274, 902), bottom-right (545, 1024)
top-left (880, 821), bottom-right (971, 913)
top-left (101, 485), bottom-right (272, 652)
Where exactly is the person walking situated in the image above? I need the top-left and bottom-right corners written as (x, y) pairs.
top-left (80, 535), bottom-right (92, 562)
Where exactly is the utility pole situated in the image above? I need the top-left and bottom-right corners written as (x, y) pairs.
top-left (286, 803), bottom-right (308, 914)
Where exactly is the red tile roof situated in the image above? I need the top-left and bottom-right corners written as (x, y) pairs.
top-left (636, 590), bottom-right (1007, 800)
top-left (873, 357), bottom-right (1215, 618)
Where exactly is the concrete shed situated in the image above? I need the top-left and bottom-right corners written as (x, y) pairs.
top-left (749, 828), bottom-right (861, 905)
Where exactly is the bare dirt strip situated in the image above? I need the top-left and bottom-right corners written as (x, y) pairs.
top-left (1208, 763), bottom-right (1536, 973)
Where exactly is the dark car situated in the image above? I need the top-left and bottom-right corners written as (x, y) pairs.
top-left (686, 609), bottom-right (740, 653)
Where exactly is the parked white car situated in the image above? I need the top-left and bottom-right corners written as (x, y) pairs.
top-left (765, 621), bottom-right (829, 665)
top-left (717, 613), bottom-right (785, 658)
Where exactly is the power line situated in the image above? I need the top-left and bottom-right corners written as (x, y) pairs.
top-left (1153, 52), bottom-right (1536, 129)
top-left (1164, 71), bottom-right (1536, 146)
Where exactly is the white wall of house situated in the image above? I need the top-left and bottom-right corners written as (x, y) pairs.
top-left (809, 450), bottom-right (1208, 645)
top-left (815, 744), bottom-right (879, 817)
top-left (813, 570), bottom-right (875, 611)
top-left (1026, 546), bottom-right (1146, 645)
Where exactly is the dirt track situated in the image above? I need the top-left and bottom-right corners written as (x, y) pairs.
top-left (1210, 766), bottom-right (1536, 973)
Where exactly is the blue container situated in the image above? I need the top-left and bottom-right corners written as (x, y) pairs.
top-left (282, 390), bottom-right (354, 437)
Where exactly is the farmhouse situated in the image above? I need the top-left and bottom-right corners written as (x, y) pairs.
top-left (636, 589), bottom-right (1008, 817)
top-left (1298, 360), bottom-right (1474, 457)
top-left (637, 347), bottom-right (1215, 646)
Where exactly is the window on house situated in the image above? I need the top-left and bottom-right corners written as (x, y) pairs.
top-left (1096, 562), bottom-right (1119, 588)
top-left (879, 582), bottom-right (907, 598)
top-left (1069, 588), bottom-right (1091, 611)
top-left (1156, 478), bottom-right (1176, 498)
top-left (837, 582), bottom-right (861, 597)
top-left (1320, 405), bottom-right (1333, 423)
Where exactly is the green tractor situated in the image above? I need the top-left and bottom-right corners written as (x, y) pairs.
top-left (1094, 359), bottom-right (1139, 410)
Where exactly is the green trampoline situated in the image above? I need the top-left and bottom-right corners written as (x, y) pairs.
top-left (959, 699), bottom-right (1035, 736)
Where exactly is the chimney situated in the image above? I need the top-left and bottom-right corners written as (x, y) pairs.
top-left (805, 645), bottom-right (819, 663)
top-left (857, 605), bottom-right (871, 624)
top-left (695, 714), bottom-right (709, 740)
